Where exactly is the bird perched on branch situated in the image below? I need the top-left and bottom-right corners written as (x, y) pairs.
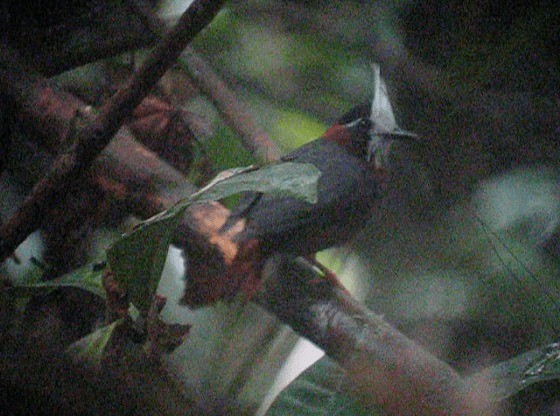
top-left (184, 64), bottom-right (418, 305)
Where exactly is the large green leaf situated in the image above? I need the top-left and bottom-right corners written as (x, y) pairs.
top-left (266, 356), bottom-right (383, 416)
top-left (7, 263), bottom-right (106, 299)
top-left (467, 342), bottom-right (560, 402)
top-left (189, 162), bottom-right (320, 205)
top-left (107, 162), bottom-right (321, 313)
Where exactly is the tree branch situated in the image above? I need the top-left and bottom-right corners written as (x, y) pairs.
top-left (179, 50), bottom-right (282, 163)
top-left (261, 256), bottom-right (495, 415)
top-left (0, 0), bottom-right (226, 261)
top-left (129, 0), bottom-right (281, 163)
top-left (10, 1), bottom-right (281, 165)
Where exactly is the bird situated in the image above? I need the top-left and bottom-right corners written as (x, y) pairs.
top-left (184, 65), bottom-right (418, 305)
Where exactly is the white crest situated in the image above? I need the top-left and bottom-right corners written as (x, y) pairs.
top-left (369, 63), bottom-right (418, 139)
top-left (366, 64), bottom-right (418, 164)
top-left (370, 63), bottom-right (397, 134)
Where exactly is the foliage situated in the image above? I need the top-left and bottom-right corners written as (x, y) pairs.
top-left (66, 318), bottom-right (124, 367)
top-left (6, 262), bottom-right (106, 299)
top-left (468, 342), bottom-right (560, 402)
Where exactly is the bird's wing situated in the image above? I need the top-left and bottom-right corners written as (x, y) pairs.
top-left (234, 139), bottom-right (379, 254)
top-left (222, 140), bottom-right (320, 231)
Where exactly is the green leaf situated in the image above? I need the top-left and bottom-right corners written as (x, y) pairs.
top-left (466, 342), bottom-right (560, 402)
top-left (107, 211), bottom-right (181, 312)
top-left (190, 162), bottom-right (320, 204)
top-left (66, 319), bottom-right (123, 367)
top-left (168, 162), bottom-right (320, 222)
top-left (266, 356), bottom-right (383, 416)
top-left (7, 263), bottom-right (106, 299)
top-left (107, 162), bottom-right (320, 313)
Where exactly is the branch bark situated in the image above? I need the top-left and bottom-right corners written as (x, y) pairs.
top-left (0, 0), bottom-right (226, 261)
top-left (0, 43), bottom-right (498, 416)
top-left (261, 257), bottom-right (495, 415)
top-left (129, 1), bottom-right (281, 163)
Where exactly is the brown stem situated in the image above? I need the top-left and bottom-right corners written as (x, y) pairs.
top-left (130, 0), bottom-right (281, 163)
top-left (179, 50), bottom-right (282, 163)
top-left (0, 0), bottom-right (226, 261)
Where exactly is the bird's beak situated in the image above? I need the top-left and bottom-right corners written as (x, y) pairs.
top-left (386, 128), bottom-right (419, 141)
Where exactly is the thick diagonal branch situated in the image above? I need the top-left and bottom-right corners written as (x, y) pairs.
top-left (0, 0), bottom-right (226, 261)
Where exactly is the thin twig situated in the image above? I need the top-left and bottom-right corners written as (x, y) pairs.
top-left (130, 0), bottom-right (281, 163)
top-left (180, 50), bottom-right (282, 163)
top-left (0, 0), bottom-right (226, 261)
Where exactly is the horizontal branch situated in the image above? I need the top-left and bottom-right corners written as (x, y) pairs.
top-left (261, 256), bottom-right (496, 415)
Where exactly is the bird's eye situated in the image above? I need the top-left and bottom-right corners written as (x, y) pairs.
top-left (358, 118), bottom-right (371, 130)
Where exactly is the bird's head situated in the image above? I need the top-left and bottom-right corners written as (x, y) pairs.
top-left (323, 64), bottom-right (418, 169)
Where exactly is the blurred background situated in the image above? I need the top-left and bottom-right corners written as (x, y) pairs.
top-left (1, 0), bottom-right (559, 414)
